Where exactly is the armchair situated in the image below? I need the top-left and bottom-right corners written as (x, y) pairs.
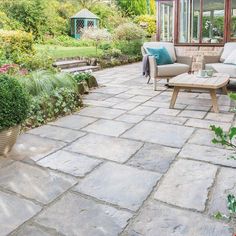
top-left (142, 42), bottom-right (193, 91)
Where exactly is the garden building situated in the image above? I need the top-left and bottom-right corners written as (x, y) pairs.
top-left (70, 9), bottom-right (99, 39)
top-left (155, 0), bottom-right (236, 70)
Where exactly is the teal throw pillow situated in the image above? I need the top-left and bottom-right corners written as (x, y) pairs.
top-left (146, 47), bottom-right (173, 65)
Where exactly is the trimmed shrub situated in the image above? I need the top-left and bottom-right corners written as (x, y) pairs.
top-left (114, 39), bottom-right (143, 56)
top-left (0, 74), bottom-right (30, 130)
top-left (0, 30), bottom-right (34, 64)
top-left (113, 22), bottom-right (146, 41)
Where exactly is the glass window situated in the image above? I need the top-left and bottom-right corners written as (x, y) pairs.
top-left (202, 0), bottom-right (224, 43)
top-left (231, 0), bottom-right (236, 39)
top-left (179, 0), bottom-right (200, 43)
top-left (159, 1), bottom-right (174, 42)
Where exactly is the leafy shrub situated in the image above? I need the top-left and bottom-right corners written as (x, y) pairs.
top-left (73, 72), bottom-right (93, 83)
top-left (25, 88), bottom-right (82, 128)
top-left (0, 30), bottom-right (34, 64)
top-left (114, 22), bottom-right (146, 41)
top-left (134, 15), bottom-right (156, 36)
top-left (106, 48), bottom-right (122, 58)
top-left (0, 74), bottom-right (30, 130)
top-left (114, 39), bottom-right (143, 56)
top-left (98, 41), bottom-right (112, 51)
top-left (0, 11), bottom-right (22, 30)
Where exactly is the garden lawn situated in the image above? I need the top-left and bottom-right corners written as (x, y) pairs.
top-left (35, 45), bottom-right (102, 59)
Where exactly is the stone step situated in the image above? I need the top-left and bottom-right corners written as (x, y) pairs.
top-left (53, 60), bottom-right (88, 69)
top-left (61, 65), bottom-right (100, 73)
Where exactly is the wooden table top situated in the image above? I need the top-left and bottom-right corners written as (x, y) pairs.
top-left (169, 73), bottom-right (230, 89)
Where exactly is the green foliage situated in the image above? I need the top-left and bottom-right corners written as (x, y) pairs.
top-left (0, 11), bottom-right (22, 30)
top-left (25, 88), bottom-right (82, 128)
top-left (114, 23), bottom-right (146, 41)
top-left (114, 39), bottom-right (143, 56)
top-left (0, 30), bottom-right (34, 64)
top-left (0, 74), bottom-right (30, 130)
top-left (19, 70), bottom-right (77, 97)
top-left (73, 72), bottom-right (92, 84)
top-left (134, 15), bottom-right (156, 36)
top-left (227, 194), bottom-right (236, 215)
top-left (116, 0), bottom-right (148, 16)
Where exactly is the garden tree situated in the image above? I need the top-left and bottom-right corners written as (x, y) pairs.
top-left (77, 0), bottom-right (102, 9)
top-left (116, 0), bottom-right (148, 16)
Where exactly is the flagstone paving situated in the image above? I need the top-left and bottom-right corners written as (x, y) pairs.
top-left (0, 63), bottom-right (236, 235)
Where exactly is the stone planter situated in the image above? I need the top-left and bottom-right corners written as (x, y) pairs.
top-left (0, 126), bottom-right (20, 156)
top-left (77, 81), bottom-right (90, 95)
top-left (86, 76), bottom-right (98, 88)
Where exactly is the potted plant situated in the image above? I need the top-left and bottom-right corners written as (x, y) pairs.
top-left (0, 74), bottom-right (30, 156)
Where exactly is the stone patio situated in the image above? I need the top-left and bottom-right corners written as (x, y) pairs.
top-left (0, 63), bottom-right (235, 235)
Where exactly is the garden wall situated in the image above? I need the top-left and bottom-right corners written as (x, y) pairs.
top-left (175, 46), bottom-right (223, 71)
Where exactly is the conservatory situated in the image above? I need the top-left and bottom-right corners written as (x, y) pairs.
top-left (156, 0), bottom-right (236, 45)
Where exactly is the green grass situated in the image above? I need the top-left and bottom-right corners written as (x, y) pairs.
top-left (35, 44), bottom-right (102, 59)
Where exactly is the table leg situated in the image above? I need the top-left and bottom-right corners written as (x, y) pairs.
top-left (222, 86), bottom-right (228, 95)
top-left (210, 89), bottom-right (219, 113)
top-left (170, 87), bottom-right (180, 109)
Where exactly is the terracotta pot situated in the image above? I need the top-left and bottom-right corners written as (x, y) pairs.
top-left (0, 126), bottom-right (20, 156)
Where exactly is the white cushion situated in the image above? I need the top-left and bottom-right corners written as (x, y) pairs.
top-left (157, 63), bottom-right (189, 77)
top-left (220, 42), bottom-right (236, 62)
top-left (205, 63), bottom-right (236, 78)
top-left (143, 42), bottom-right (177, 62)
top-left (224, 49), bottom-right (236, 65)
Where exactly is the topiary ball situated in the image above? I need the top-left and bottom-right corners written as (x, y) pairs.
top-left (0, 74), bottom-right (30, 131)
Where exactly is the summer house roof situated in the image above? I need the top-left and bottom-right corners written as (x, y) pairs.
top-left (70, 9), bottom-right (99, 19)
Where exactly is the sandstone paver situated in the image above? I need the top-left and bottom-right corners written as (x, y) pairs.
top-left (38, 150), bottom-right (102, 177)
top-left (116, 114), bottom-right (144, 124)
top-left (125, 201), bottom-right (233, 236)
top-left (154, 159), bottom-right (217, 211)
top-left (14, 225), bottom-right (52, 236)
top-left (74, 162), bottom-right (161, 211)
top-left (35, 192), bottom-right (132, 236)
top-left (65, 133), bottom-right (143, 163)
top-left (128, 143), bottom-right (179, 173)
top-left (0, 162), bottom-right (76, 204)
top-left (0, 191), bottom-right (41, 236)
top-left (82, 119), bottom-right (133, 137)
top-left (122, 121), bottom-right (194, 148)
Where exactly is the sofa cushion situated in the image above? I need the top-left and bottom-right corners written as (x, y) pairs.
top-left (147, 47), bottom-right (173, 65)
top-left (143, 42), bottom-right (177, 62)
top-left (205, 63), bottom-right (236, 78)
top-left (224, 49), bottom-right (236, 65)
top-left (157, 63), bottom-right (189, 77)
top-left (220, 42), bottom-right (236, 62)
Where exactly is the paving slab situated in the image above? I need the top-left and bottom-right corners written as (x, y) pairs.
top-left (154, 108), bottom-right (181, 116)
top-left (7, 134), bottom-right (66, 161)
top-left (113, 101), bottom-right (140, 110)
top-left (82, 119), bottom-right (133, 137)
top-left (178, 110), bottom-right (207, 119)
top-left (0, 162), bottom-right (76, 204)
top-left (65, 133), bottom-right (143, 163)
top-left (179, 143), bottom-right (236, 167)
top-left (185, 104), bottom-right (211, 111)
top-left (38, 150), bottom-right (102, 177)
top-left (125, 201), bottom-right (233, 236)
top-left (208, 167), bottom-right (236, 216)
top-left (145, 113), bottom-right (187, 125)
top-left (128, 106), bottom-right (156, 116)
top-left (128, 95), bottom-right (152, 103)
top-left (154, 159), bottom-right (217, 211)
top-left (27, 125), bottom-right (85, 143)
top-left (14, 225), bottom-right (52, 236)
top-left (79, 107), bottom-right (126, 119)
top-left (83, 99), bottom-right (114, 107)
top-left (116, 114), bottom-right (144, 124)
top-left (74, 162), bottom-right (161, 211)
top-left (83, 92), bottom-right (112, 101)
top-left (185, 118), bottom-right (231, 131)
top-left (0, 191), bottom-right (41, 236)
top-left (35, 192), bottom-right (132, 236)
top-left (122, 121), bottom-right (194, 148)
top-left (128, 143), bottom-right (179, 173)
top-left (0, 156), bottom-right (13, 168)
top-left (50, 115), bottom-right (97, 130)
top-left (205, 112), bottom-right (234, 123)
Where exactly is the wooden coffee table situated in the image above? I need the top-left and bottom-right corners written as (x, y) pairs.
top-left (169, 73), bottom-right (230, 113)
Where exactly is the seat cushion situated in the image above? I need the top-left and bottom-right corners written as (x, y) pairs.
top-left (224, 49), bottom-right (236, 65)
top-left (143, 42), bottom-right (177, 62)
top-left (146, 47), bottom-right (173, 65)
top-left (220, 42), bottom-right (236, 62)
top-left (205, 63), bottom-right (236, 78)
top-left (157, 63), bottom-right (190, 77)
